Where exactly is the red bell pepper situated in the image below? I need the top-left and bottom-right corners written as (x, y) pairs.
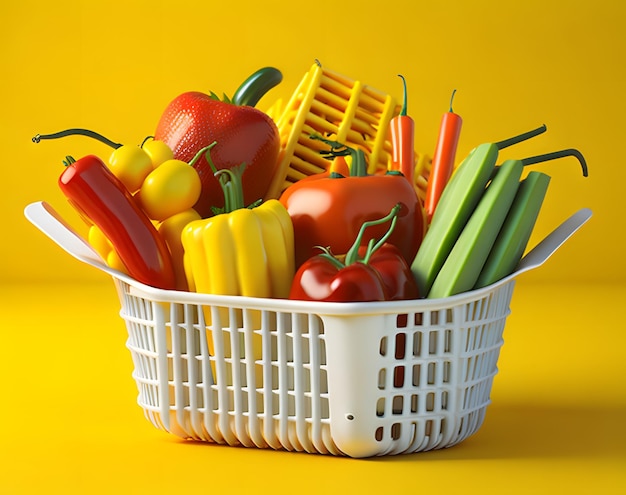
top-left (289, 205), bottom-right (420, 302)
top-left (58, 154), bottom-right (177, 290)
top-left (279, 136), bottom-right (425, 268)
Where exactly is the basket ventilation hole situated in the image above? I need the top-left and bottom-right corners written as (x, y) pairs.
top-left (378, 369), bottom-right (386, 390)
top-left (375, 426), bottom-right (383, 441)
top-left (426, 392), bottom-right (435, 412)
top-left (379, 336), bottom-right (387, 356)
top-left (391, 423), bottom-right (402, 440)
top-left (396, 314), bottom-right (408, 328)
top-left (413, 332), bottom-right (422, 357)
top-left (393, 366), bottom-right (405, 388)
top-left (392, 395), bottom-right (403, 415)
top-left (412, 364), bottom-right (421, 386)
top-left (373, 424), bottom-right (403, 443)
top-left (427, 363), bottom-right (436, 384)
top-left (376, 398), bottom-right (385, 417)
top-left (429, 332), bottom-right (438, 354)
top-left (414, 312), bottom-right (423, 326)
top-left (395, 333), bottom-right (406, 359)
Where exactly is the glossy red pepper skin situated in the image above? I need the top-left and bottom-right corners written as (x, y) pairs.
top-left (279, 172), bottom-right (425, 268)
top-left (289, 243), bottom-right (419, 302)
top-left (154, 92), bottom-right (280, 218)
top-left (58, 155), bottom-right (177, 290)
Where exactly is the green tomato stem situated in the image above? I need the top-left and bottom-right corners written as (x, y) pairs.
top-left (344, 203), bottom-right (401, 266)
top-left (214, 164), bottom-right (247, 213)
top-left (189, 142), bottom-right (218, 167)
top-left (315, 246), bottom-right (346, 270)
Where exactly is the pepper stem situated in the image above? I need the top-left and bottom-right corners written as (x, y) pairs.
top-left (214, 164), bottom-right (247, 213)
top-left (61, 155), bottom-right (76, 167)
top-left (189, 141), bottom-right (218, 167)
top-left (398, 74), bottom-right (408, 117)
top-left (521, 148), bottom-right (588, 177)
top-left (32, 128), bottom-right (123, 149)
top-left (494, 124), bottom-right (547, 150)
top-left (232, 67), bottom-right (283, 107)
top-left (449, 89), bottom-right (457, 113)
top-left (315, 246), bottom-right (346, 270)
top-left (310, 134), bottom-right (368, 177)
top-left (344, 204), bottom-right (401, 266)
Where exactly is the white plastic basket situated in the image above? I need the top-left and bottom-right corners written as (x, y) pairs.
top-left (25, 202), bottom-right (591, 457)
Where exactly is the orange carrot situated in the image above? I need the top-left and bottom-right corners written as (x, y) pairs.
top-left (424, 89), bottom-right (463, 224)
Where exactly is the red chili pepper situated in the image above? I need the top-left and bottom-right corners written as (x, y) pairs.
top-left (58, 155), bottom-right (177, 290)
top-left (289, 205), bottom-right (420, 302)
top-left (389, 74), bottom-right (415, 183)
top-left (279, 136), bottom-right (425, 268)
top-left (424, 89), bottom-right (463, 224)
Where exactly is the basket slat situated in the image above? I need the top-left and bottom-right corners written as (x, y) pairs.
top-left (118, 276), bottom-right (515, 457)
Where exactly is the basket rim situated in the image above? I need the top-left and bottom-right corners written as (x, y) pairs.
top-left (24, 200), bottom-right (592, 317)
top-left (122, 273), bottom-right (515, 315)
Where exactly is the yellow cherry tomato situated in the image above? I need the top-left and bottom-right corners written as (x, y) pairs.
top-left (88, 225), bottom-right (112, 260)
top-left (139, 159), bottom-right (202, 221)
top-left (142, 137), bottom-right (174, 169)
top-left (106, 250), bottom-right (128, 273)
top-left (108, 145), bottom-right (153, 193)
top-left (88, 225), bottom-right (128, 273)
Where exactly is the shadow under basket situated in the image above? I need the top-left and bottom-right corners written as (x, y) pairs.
top-left (24, 201), bottom-right (592, 458)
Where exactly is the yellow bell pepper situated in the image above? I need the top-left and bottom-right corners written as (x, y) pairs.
top-left (181, 166), bottom-right (295, 298)
top-left (181, 163), bottom-right (295, 382)
top-left (157, 208), bottom-right (201, 291)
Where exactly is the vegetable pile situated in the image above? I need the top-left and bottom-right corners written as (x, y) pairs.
top-left (32, 62), bottom-right (588, 301)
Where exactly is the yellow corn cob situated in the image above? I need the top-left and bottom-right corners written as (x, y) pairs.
top-left (414, 153), bottom-right (432, 203)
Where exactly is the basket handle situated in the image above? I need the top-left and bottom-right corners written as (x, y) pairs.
top-left (511, 207), bottom-right (592, 279)
top-left (24, 201), bottom-right (592, 291)
top-left (24, 201), bottom-right (122, 278)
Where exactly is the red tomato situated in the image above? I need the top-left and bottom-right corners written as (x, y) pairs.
top-left (289, 243), bottom-right (420, 303)
top-left (155, 92), bottom-right (280, 218)
top-left (289, 257), bottom-right (387, 302)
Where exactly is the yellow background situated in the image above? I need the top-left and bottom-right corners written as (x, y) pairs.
top-left (2, 0), bottom-right (625, 494)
